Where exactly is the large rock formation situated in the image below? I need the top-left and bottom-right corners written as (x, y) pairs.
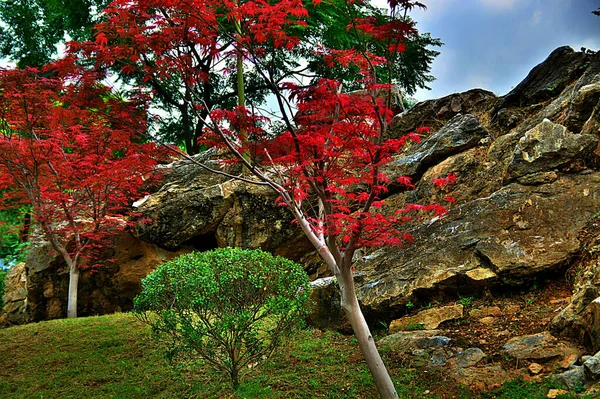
top-left (3, 47), bottom-right (600, 339)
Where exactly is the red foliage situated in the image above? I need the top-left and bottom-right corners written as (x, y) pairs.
top-left (0, 67), bottom-right (157, 269)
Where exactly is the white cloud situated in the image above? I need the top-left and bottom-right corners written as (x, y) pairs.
top-left (478, 0), bottom-right (520, 11)
top-left (531, 9), bottom-right (542, 25)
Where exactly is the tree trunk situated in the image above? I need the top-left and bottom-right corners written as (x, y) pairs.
top-left (338, 268), bottom-right (399, 399)
top-left (67, 262), bottom-right (79, 318)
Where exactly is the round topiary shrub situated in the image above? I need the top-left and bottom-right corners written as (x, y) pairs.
top-left (133, 247), bottom-right (310, 389)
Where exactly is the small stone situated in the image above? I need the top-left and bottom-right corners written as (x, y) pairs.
top-left (456, 348), bottom-right (486, 368)
top-left (479, 339), bottom-right (487, 345)
top-left (528, 363), bottom-right (543, 374)
top-left (479, 316), bottom-right (496, 325)
top-left (559, 353), bottom-right (579, 369)
top-left (469, 306), bottom-right (502, 318)
top-left (581, 355), bottom-right (593, 363)
top-left (547, 389), bottom-right (568, 398)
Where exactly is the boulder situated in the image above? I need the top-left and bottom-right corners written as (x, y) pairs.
top-left (505, 119), bottom-right (597, 181)
top-left (384, 114), bottom-right (489, 182)
top-left (378, 330), bottom-right (449, 352)
top-left (389, 89), bottom-right (497, 139)
top-left (503, 332), bottom-right (580, 361)
top-left (23, 231), bottom-right (187, 321)
top-left (352, 173), bottom-right (600, 316)
top-left (389, 305), bottom-right (464, 333)
top-left (134, 159), bottom-right (312, 259)
top-left (495, 46), bottom-right (591, 111)
top-left (455, 348), bottom-right (486, 368)
top-left (1, 263), bottom-right (29, 326)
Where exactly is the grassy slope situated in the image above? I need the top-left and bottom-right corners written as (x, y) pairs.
top-left (0, 313), bottom-right (585, 399)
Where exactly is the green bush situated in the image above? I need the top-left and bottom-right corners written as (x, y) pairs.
top-left (133, 247), bottom-right (311, 389)
top-left (0, 270), bottom-right (6, 309)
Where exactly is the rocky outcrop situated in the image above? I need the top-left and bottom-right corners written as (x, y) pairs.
top-left (494, 46), bottom-right (591, 111)
top-left (1, 232), bottom-right (186, 323)
top-left (5, 45), bottom-right (600, 343)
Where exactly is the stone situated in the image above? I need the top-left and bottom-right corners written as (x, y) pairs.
top-left (389, 305), bottom-right (464, 333)
top-left (389, 88), bottom-right (497, 139)
top-left (505, 119), bottom-right (598, 182)
top-left (495, 46), bottom-right (591, 110)
top-left (560, 353), bottom-right (579, 370)
top-left (503, 332), bottom-right (580, 361)
top-left (378, 330), bottom-right (446, 352)
top-left (528, 363), bottom-right (543, 374)
top-left (478, 317), bottom-right (496, 325)
top-left (1, 262), bottom-right (29, 325)
top-left (455, 348), bottom-right (486, 368)
top-left (385, 114), bottom-right (489, 181)
top-left (552, 366), bottom-right (587, 391)
top-left (306, 277), bottom-right (346, 331)
top-left (584, 352), bottom-right (600, 378)
top-left (451, 364), bottom-right (512, 391)
top-left (469, 306), bottom-right (502, 318)
top-left (547, 389), bottom-right (569, 399)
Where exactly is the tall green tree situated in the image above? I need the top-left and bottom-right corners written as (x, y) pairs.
top-left (0, 0), bottom-right (110, 67)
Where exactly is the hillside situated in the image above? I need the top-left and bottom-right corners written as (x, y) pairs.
top-left (0, 313), bottom-right (593, 399)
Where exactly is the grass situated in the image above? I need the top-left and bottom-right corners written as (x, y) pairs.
top-left (0, 313), bottom-right (590, 398)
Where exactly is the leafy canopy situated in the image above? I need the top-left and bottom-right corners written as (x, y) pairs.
top-left (133, 248), bottom-right (311, 389)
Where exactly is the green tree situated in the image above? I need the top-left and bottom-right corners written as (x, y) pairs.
top-left (0, 0), bottom-right (110, 68)
top-left (133, 248), bottom-right (310, 389)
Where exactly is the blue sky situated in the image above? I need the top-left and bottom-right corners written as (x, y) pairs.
top-left (389, 0), bottom-right (600, 100)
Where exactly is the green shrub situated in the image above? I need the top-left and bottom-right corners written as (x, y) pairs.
top-left (0, 270), bottom-right (6, 309)
top-left (133, 247), bottom-right (311, 389)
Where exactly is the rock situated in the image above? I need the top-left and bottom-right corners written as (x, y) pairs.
top-left (505, 119), bottom-right (597, 181)
top-left (451, 364), bottom-right (512, 391)
top-left (547, 389), bottom-right (569, 399)
top-left (352, 173), bottom-right (600, 316)
top-left (528, 363), bottom-right (543, 374)
top-left (378, 330), bottom-right (446, 352)
top-left (1, 263), bottom-right (29, 326)
top-left (389, 89), bottom-right (497, 139)
top-left (584, 352), bottom-right (600, 378)
top-left (495, 46), bottom-right (591, 110)
top-left (306, 277), bottom-right (346, 331)
top-left (552, 366), bottom-right (587, 391)
top-left (469, 306), bottom-right (502, 318)
top-left (503, 332), bottom-right (576, 361)
top-left (478, 317), bottom-right (496, 325)
top-left (560, 353), bottom-right (579, 370)
top-left (385, 114), bottom-right (489, 181)
top-left (21, 231), bottom-right (187, 322)
top-left (389, 305), bottom-right (464, 333)
top-left (456, 348), bottom-right (486, 368)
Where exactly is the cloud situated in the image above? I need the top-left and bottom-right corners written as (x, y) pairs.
top-left (531, 9), bottom-right (543, 25)
top-left (478, 0), bottom-right (520, 11)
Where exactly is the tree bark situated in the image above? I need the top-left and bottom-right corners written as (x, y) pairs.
top-left (337, 267), bottom-right (399, 399)
top-left (67, 262), bottom-right (79, 318)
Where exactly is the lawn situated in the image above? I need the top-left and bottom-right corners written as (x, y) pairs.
top-left (0, 313), bottom-right (584, 398)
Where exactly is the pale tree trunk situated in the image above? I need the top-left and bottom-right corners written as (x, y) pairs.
top-left (67, 260), bottom-right (79, 318)
top-left (337, 267), bottom-right (399, 399)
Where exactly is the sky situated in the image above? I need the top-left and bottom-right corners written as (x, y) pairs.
top-left (385, 0), bottom-right (600, 101)
top-left (2, 0), bottom-right (598, 103)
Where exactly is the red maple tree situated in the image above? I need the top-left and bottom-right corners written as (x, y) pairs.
top-left (0, 66), bottom-right (157, 318)
top-left (64, 0), bottom-right (449, 397)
